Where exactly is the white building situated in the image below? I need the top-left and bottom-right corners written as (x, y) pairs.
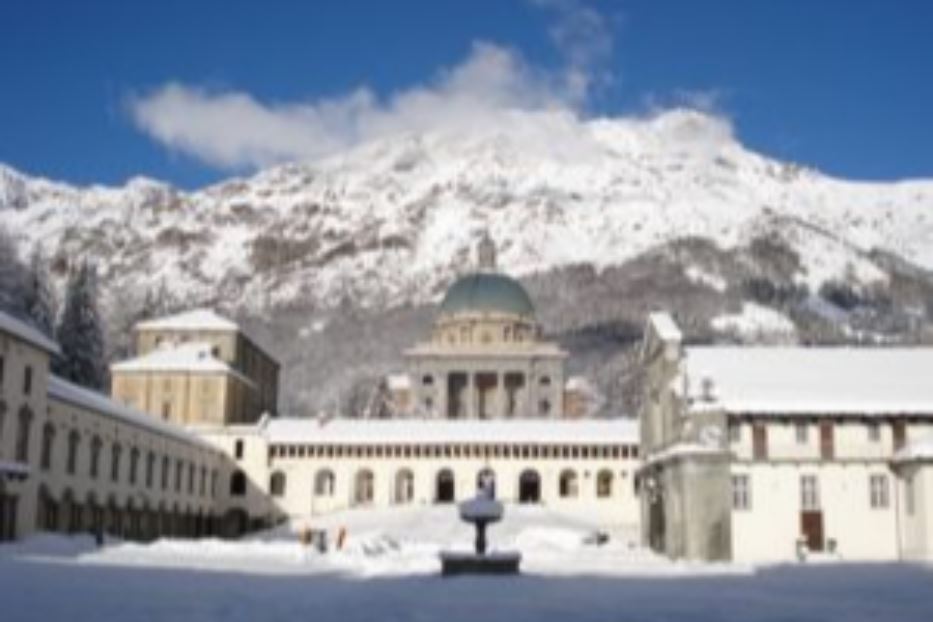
top-left (638, 312), bottom-right (933, 562)
top-left (195, 417), bottom-right (640, 529)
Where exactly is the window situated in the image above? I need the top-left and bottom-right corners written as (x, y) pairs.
top-left (732, 474), bottom-right (751, 510)
top-left (906, 475), bottom-right (916, 516)
top-left (161, 456), bottom-right (169, 490)
top-left (174, 459), bottom-right (183, 492)
top-left (188, 463), bottom-right (195, 494)
top-left (0, 355), bottom-right (5, 385)
top-left (800, 475), bottom-right (819, 510)
top-left (111, 444), bottom-right (122, 483)
top-left (23, 365), bottom-right (32, 395)
top-left (752, 423), bottom-right (768, 460)
top-left (596, 470), bottom-right (613, 498)
top-left (422, 375), bottom-right (433, 386)
top-left (234, 439), bottom-right (244, 460)
top-left (66, 431), bottom-right (80, 475)
top-left (40, 423), bottom-right (55, 471)
top-left (268, 471), bottom-right (287, 497)
top-left (558, 469), bottom-right (578, 498)
top-left (795, 423), bottom-right (808, 444)
top-left (539, 376), bottom-right (551, 387)
top-left (230, 470), bottom-right (246, 496)
top-left (129, 448), bottom-right (140, 485)
top-left (354, 469), bottom-right (375, 505)
top-left (15, 406), bottom-right (32, 462)
top-left (314, 469), bottom-right (335, 496)
top-left (90, 436), bottom-right (102, 479)
top-left (869, 474), bottom-right (889, 509)
top-left (395, 469), bottom-right (415, 503)
top-left (867, 423), bottom-right (881, 442)
top-left (539, 399), bottom-right (551, 416)
top-left (199, 467), bottom-right (206, 496)
top-left (728, 422), bottom-right (740, 443)
top-left (146, 452), bottom-right (155, 488)
top-left (161, 402), bottom-right (171, 421)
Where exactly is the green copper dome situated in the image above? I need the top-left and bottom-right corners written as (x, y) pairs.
top-left (439, 273), bottom-right (535, 318)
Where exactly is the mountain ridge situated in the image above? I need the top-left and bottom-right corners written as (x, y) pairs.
top-left (2, 108), bottom-right (932, 414)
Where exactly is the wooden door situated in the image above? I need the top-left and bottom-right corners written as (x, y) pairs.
top-left (819, 422), bottom-right (834, 460)
top-left (893, 421), bottom-right (906, 451)
top-left (800, 511), bottom-right (824, 551)
top-left (752, 423), bottom-right (768, 460)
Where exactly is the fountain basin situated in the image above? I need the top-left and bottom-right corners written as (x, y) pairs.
top-left (440, 551), bottom-right (522, 576)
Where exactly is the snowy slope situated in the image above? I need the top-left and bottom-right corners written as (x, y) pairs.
top-left (2, 108), bottom-right (931, 316)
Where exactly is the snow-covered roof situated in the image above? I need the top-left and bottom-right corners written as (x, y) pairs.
top-left (111, 342), bottom-right (254, 385)
top-left (565, 376), bottom-right (593, 393)
top-left (0, 460), bottom-right (30, 477)
top-left (261, 417), bottom-right (639, 446)
top-left (386, 374), bottom-right (411, 391)
top-left (405, 343), bottom-right (567, 358)
top-left (639, 442), bottom-right (728, 470)
top-left (893, 437), bottom-right (933, 463)
top-left (47, 375), bottom-right (211, 449)
top-left (135, 308), bottom-right (238, 332)
top-left (682, 346), bottom-right (933, 415)
top-left (0, 309), bottom-right (59, 355)
top-left (648, 312), bottom-right (682, 343)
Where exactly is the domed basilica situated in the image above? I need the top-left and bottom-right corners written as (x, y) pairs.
top-left (401, 234), bottom-right (568, 419)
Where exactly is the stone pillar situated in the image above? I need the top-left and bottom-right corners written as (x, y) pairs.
top-left (467, 372), bottom-right (477, 420)
top-left (496, 372), bottom-right (505, 419)
top-left (438, 370), bottom-right (448, 420)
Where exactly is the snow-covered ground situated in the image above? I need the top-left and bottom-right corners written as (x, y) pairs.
top-left (2, 505), bottom-right (932, 621)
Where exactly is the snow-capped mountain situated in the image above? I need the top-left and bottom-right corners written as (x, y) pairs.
top-left (3, 108), bottom-right (933, 414)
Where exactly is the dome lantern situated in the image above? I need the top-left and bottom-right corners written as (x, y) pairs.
top-left (477, 231), bottom-right (497, 272)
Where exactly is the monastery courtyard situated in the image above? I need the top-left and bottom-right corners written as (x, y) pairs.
top-left (1, 504), bottom-right (932, 622)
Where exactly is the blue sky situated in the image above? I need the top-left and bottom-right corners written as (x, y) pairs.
top-left (0, 0), bottom-right (931, 188)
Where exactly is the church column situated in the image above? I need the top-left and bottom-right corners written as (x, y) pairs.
top-left (496, 371), bottom-right (506, 419)
top-left (467, 371), bottom-right (477, 419)
top-left (437, 368), bottom-right (447, 420)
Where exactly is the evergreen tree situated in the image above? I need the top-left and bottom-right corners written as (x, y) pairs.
top-left (0, 227), bottom-right (28, 317)
top-left (54, 260), bottom-right (106, 389)
top-left (22, 244), bottom-right (57, 337)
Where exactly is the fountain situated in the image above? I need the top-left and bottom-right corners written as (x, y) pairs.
top-left (439, 484), bottom-right (521, 576)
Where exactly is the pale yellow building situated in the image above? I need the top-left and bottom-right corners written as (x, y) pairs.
top-left (111, 309), bottom-right (279, 426)
top-left (1, 309), bottom-right (227, 542)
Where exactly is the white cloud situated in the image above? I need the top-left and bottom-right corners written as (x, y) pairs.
top-left (129, 42), bottom-right (589, 170)
top-left (530, 0), bottom-right (615, 98)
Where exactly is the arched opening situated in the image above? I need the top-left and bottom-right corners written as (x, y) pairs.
top-left (519, 469), bottom-right (541, 504)
top-left (36, 485), bottom-right (57, 531)
top-left (314, 469), bottom-right (335, 497)
top-left (223, 508), bottom-right (248, 538)
top-left (40, 422), bottom-right (55, 471)
top-left (476, 468), bottom-right (496, 499)
top-left (435, 468), bottom-right (455, 503)
top-left (159, 503), bottom-right (171, 537)
top-left (394, 469), bottom-right (414, 504)
top-left (61, 488), bottom-right (81, 533)
top-left (269, 471), bottom-right (286, 497)
top-left (106, 496), bottom-right (120, 537)
top-left (596, 469), bottom-right (613, 498)
top-left (230, 470), bottom-right (246, 496)
top-left (354, 469), bottom-right (375, 505)
top-left (86, 493), bottom-right (102, 536)
top-left (559, 469), bottom-right (579, 498)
